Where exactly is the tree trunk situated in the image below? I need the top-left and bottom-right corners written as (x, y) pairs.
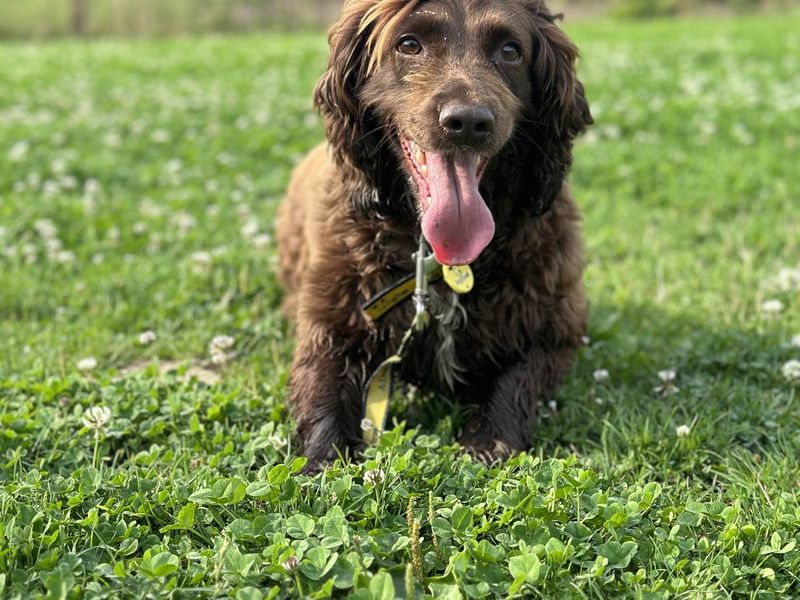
top-left (70, 0), bottom-right (85, 36)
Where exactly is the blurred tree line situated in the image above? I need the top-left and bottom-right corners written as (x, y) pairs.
top-left (1, 0), bottom-right (342, 37)
top-left (0, 0), bottom-right (794, 37)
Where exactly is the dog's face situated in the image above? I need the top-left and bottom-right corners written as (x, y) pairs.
top-left (315, 0), bottom-right (591, 265)
top-left (360, 0), bottom-right (529, 265)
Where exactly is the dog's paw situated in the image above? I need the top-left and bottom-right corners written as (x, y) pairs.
top-left (458, 435), bottom-right (516, 465)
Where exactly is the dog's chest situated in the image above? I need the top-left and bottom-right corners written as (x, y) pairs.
top-left (426, 285), bottom-right (468, 390)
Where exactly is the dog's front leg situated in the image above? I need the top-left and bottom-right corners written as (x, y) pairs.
top-left (288, 328), bottom-right (368, 473)
top-left (458, 346), bottom-right (575, 463)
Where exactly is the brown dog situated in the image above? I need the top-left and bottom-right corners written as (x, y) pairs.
top-left (277, 0), bottom-right (592, 472)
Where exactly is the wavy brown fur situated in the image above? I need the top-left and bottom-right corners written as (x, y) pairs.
top-left (277, 0), bottom-right (592, 471)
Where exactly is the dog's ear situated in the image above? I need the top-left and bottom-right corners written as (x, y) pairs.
top-left (313, 1), bottom-right (383, 203)
top-left (518, 10), bottom-right (592, 215)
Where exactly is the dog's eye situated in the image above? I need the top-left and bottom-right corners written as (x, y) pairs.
top-left (397, 36), bottom-right (423, 56)
top-left (499, 42), bottom-right (522, 63)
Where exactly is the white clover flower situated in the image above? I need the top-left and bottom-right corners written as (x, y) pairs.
top-left (268, 435), bottom-right (288, 449)
top-left (782, 359), bottom-right (800, 383)
top-left (210, 351), bottom-right (228, 366)
top-left (675, 424), bottom-right (691, 437)
top-left (240, 219), bottom-right (260, 239)
top-left (164, 158), bottom-right (182, 174)
top-left (581, 335), bottom-right (591, 346)
top-left (50, 157), bottom-right (67, 175)
top-left (190, 251), bottom-right (213, 273)
top-left (9, 140), bottom-right (30, 162)
top-left (151, 129), bottom-right (170, 143)
top-left (77, 357), bottom-right (98, 372)
top-left (139, 330), bottom-right (157, 346)
top-left (364, 468), bottom-right (385, 485)
top-left (252, 233), bottom-right (272, 249)
top-left (172, 212), bottom-right (196, 234)
top-left (22, 243), bottom-right (37, 263)
top-left (209, 335), bottom-right (234, 353)
top-left (106, 226), bottom-right (120, 243)
top-left (548, 400), bottom-right (558, 413)
top-left (45, 238), bottom-right (63, 253)
top-left (60, 174), bottom-right (78, 190)
top-left (775, 268), bottom-right (800, 292)
top-left (53, 250), bottom-right (76, 265)
top-left (360, 418), bottom-right (375, 432)
top-left (281, 556), bottom-right (298, 572)
top-left (82, 406), bottom-right (111, 430)
top-left (84, 178), bottom-right (101, 196)
top-left (790, 334), bottom-right (800, 349)
top-left (760, 299), bottom-right (784, 315)
top-left (42, 180), bottom-right (60, 197)
top-left (658, 369), bottom-right (677, 383)
top-left (593, 369), bottom-right (609, 383)
top-left (139, 199), bottom-right (162, 218)
top-left (209, 335), bottom-right (235, 365)
top-left (103, 131), bottom-right (122, 148)
top-left (216, 151), bottom-right (234, 166)
top-left (132, 222), bottom-right (147, 235)
top-left (655, 369), bottom-right (679, 396)
top-left (33, 218), bottom-right (58, 239)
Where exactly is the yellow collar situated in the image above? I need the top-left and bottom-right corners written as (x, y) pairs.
top-left (362, 262), bottom-right (474, 320)
top-left (362, 265), bottom-right (443, 320)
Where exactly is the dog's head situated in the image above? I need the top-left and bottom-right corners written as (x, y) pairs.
top-left (314, 0), bottom-right (592, 265)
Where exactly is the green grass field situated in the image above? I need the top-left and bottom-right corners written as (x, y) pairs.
top-left (1, 15), bottom-right (799, 599)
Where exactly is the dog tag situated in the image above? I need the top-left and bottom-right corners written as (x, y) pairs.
top-left (442, 265), bottom-right (474, 294)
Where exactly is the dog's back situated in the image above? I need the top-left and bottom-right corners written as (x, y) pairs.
top-left (276, 143), bottom-right (333, 321)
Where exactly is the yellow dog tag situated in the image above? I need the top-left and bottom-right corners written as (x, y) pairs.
top-left (442, 265), bottom-right (474, 294)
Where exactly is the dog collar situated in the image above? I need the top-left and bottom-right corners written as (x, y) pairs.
top-left (361, 258), bottom-right (474, 320)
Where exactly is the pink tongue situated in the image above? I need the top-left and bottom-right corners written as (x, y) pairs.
top-left (421, 153), bottom-right (495, 265)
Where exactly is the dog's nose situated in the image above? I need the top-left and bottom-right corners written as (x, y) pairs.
top-left (439, 104), bottom-right (495, 144)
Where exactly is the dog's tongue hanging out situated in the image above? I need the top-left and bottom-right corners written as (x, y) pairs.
top-left (421, 153), bottom-right (495, 266)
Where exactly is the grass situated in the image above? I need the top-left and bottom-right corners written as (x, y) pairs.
top-left (1, 14), bottom-right (799, 599)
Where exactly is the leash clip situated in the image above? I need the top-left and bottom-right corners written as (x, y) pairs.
top-left (411, 236), bottom-right (433, 331)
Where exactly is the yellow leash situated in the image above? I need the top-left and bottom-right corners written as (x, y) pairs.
top-left (361, 238), bottom-right (474, 444)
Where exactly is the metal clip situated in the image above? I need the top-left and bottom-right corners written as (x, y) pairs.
top-left (412, 236), bottom-right (431, 331)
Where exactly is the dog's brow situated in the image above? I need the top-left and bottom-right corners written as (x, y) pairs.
top-left (473, 9), bottom-right (528, 38)
top-left (404, 11), bottom-right (450, 37)
top-left (476, 20), bottom-right (521, 45)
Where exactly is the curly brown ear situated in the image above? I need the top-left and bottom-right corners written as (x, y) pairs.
top-left (313, 0), bottom-right (420, 213)
top-left (515, 9), bottom-right (593, 215)
top-left (313, 1), bottom-right (378, 201)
